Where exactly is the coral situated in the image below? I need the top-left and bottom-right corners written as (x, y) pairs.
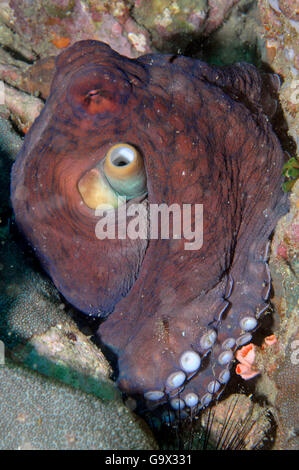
top-left (258, 0), bottom-right (299, 150)
top-left (9, 320), bottom-right (120, 401)
top-left (131, 0), bottom-right (240, 51)
top-left (0, 80), bottom-right (44, 132)
top-left (254, 7), bottom-right (299, 448)
top-left (235, 344), bottom-right (260, 380)
top-left (19, 57), bottom-right (56, 100)
top-left (1, 1), bottom-right (243, 60)
top-left (197, 0), bottom-right (262, 66)
top-left (282, 156), bottom-right (299, 191)
top-left (251, 180), bottom-right (299, 450)
top-left (235, 335), bottom-right (281, 381)
top-left (0, 115), bottom-right (22, 157)
top-left (0, 11), bottom-right (37, 61)
top-left (0, 360), bottom-right (157, 449)
top-left (131, 0), bottom-right (209, 51)
top-left (8, 0), bottom-right (152, 59)
top-left (272, 179), bottom-right (299, 271)
top-left (263, 334), bottom-right (278, 347)
top-left (205, 0), bottom-right (241, 33)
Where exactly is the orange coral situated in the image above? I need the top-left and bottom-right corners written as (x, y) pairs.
top-left (263, 334), bottom-right (278, 347)
top-left (51, 33), bottom-right (70, 49)
top-left (235, 343), bottom-right (260, 380)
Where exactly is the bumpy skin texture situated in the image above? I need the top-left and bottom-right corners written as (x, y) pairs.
top-left (11, 40), bottom-right (287, 407)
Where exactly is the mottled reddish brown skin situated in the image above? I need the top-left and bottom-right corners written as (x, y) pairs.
top-left (11, 40), bottom-right (287, 403)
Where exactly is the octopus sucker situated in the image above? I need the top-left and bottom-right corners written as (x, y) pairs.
top-left (11, 40), bottom-right (288, 411)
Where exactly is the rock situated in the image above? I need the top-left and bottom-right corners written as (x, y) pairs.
top-left (8, 0), bottom-right (152, 59)
top-left (0, 80), bottom-right (44, 133)
top-left (260, 179), bottom-right (299, 450)
top-left (131, 0), bottom-right (240, 52)
top-left (200, 394), bottom-right (274, 450)
top-left (158, 393), bottom-right (274, 449)
top-left (258, 0), bottom-right (299, 150)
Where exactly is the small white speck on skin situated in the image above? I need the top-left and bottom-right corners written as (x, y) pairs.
top-left (182, 171), bottom-right (186, 176)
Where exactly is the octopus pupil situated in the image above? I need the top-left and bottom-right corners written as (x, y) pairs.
top-left (87, 89), bottom-right (101, 97)
top-left (84, 89), bottom-right (105, 104)
top-left (114, 159), bottom-right (128, 167)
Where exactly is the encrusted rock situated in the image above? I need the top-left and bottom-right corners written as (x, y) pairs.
top-left (0, 360), bottom-right (157, 449)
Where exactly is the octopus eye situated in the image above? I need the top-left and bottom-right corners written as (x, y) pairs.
top-left (83, 89), bottom-right (118, 115)
top-left (78, 143), bottom-right (147, 210)
top-left (67, 66), bottom-right (130, 116)
top-left (103, 143), bottom-right (147, 198)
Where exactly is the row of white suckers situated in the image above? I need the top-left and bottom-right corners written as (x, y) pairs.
top-left (144, 315), bottom-right (258, 410)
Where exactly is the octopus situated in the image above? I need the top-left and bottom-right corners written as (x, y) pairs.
top-left (11, 40), bottom-right (288, 412)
